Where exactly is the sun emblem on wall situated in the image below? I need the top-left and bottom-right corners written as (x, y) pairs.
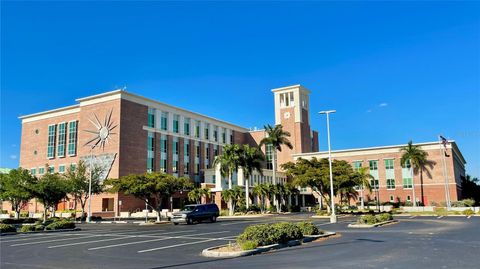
top-left (84, 109), bottom-right (117, 150)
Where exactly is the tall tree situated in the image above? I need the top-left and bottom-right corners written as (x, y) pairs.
top-left (400, 141), bottom-right (434, 206)
top-left (252, 184), bottom-right (268, 212)
top-left (31, 172), bottom-right (70, 222)
top-left (221, 186), bottom-right (244, 213)
top-left (354, 167), bottom-right (373, 209)
top-left (106, 172), bottom-right (193, 222)
top-left (239, 145), bottom-right (265, 209)
top-left (64, 161), bottom-right (103, 220)
top-left (214, 144), bottom-right (242, 215)
top-left (0, 168), bottom-right (36, 219)
top-left (259, 124), bottom-right (293, 211)
top-left (461, 175), bottom-right (480, 205)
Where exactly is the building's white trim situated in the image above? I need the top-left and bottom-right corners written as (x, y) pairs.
top-left (20, 105), bottom-right (80, 123)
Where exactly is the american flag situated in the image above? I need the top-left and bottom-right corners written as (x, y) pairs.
top-left (440, 135), bottom-right (450, 157)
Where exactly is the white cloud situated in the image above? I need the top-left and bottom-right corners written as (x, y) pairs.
top-left (9, 155), bottom-right (17, 160)
top-left (379, 103), bottom-right (388, 107)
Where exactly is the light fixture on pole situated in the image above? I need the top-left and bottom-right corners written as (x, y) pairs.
top-left (319, 110), bottom-right (337, 224)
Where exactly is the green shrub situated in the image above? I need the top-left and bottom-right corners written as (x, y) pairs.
top-left (288, 205), bottom-right (301, 212)
top-left (220, 210), bottom-right (229, 216)
top-left (0, 224), bottom-right (17, 233)
top-left (272, 222), bottom-right (303, 244)
top-left (247, 205), bottom-right (261, 213)
top-left (358, 215), bottom-right (377, 225)
top-left (316, 210), bottom-right (328, 216)
top-left (1, 219), bottom-right (18, 224)
top-left (434, 207), bottom-right (448, 216)
top-left (237, 224), bottom-right (277, 246)
top-left (462, 199), bottom-right (476, 207)
top-left (463, 209), bottom-right (474, 216)
top-left (376, 213), bottom-right (393, 222)
top-left (22, 218), bottom-right (38, 224)
top-left (239, 240), bottom-right (259, 250)
top-left (235, 205), bottom-right (247, 213)
top-left (268, 205), bottom-right (277, 213)
top-left (46, 220), bottom-right (75, 230)
top-left (20, 212), bottom-right (29, 218)
top-left (20, 225), bottom-right (36, 233)
top-left (35, 225), bottom-right (45, 231)
top-left (296, 221), bottom-right (320, 235)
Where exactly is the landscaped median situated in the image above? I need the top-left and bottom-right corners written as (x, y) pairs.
top-left (348, 212), bottom-right (397, 228)
top-left (202, 222), bottom-right (336, 258)
top-left (0, 218), bottom-right (79, 235)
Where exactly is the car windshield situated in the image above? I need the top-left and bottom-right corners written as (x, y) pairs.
top-left (182, 205), bottom-right (197, 211)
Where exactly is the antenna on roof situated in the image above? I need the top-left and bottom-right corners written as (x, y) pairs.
top-left (121, 85), bottom-right (127, 91)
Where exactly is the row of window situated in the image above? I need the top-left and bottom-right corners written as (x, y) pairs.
top-left (30, 163), bottom-right (77, 176)
top-left (47, 121), bottom-right (78, 159)
top-left (147, 108), bottom-right (234, 144)
top-left (354, 159), bottom-right (413, 190)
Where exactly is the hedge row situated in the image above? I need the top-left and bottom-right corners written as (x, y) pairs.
top-left (1, 218), bottom-right (39, 224)
top-left (0, 224), bottom-right (16, 233)
top-left (358, 213), bottom-right (393, 225)
top-left (236, 222), bottom-right (322, 250)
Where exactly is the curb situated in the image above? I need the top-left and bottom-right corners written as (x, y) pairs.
top-left (201, 231), bottom-right (336, 258)
top-left (348, 220), bottom-right (398, 228)
top-left (0, 227), bottom-right (81, 236)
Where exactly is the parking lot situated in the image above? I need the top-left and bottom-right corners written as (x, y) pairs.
top-left (1, 214), bottom-right (479, 269)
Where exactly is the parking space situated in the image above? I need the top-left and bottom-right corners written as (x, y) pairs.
top-left (2, 214), bottom-right (478, 269)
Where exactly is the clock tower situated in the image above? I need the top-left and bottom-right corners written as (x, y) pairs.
top-left (272, 85), bottom-right (319, 166)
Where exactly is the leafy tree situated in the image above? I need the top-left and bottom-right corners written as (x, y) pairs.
top-left (282, 157), bottom-right (359, 212)
top-left (64, 161), bottom-right (103, 220)
top-left (214, 144), bottom-right (242, 215)
top-left (461, 175), bottom-right (480, 205)
top-left (106, 172), bottom-right (192, 222)
top-left (354, 167), bottom-right (373, 209)
top-left (239, 145), bottom-right (264, 208)
top-left (259, 124), bottom-right (293, 212)
top-left (0, 168), bottom-right (36, 219)
top-left (187, 187), bottom-right (211, 204)
top-left (252, 184), bottom-right (268, 212)
top-left (400, 141), bottom-right (435, 206)
top-left (31, 172), bottom-right (70, 222)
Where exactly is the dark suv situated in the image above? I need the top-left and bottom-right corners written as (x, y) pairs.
top-left (172, 204), bottom-right (220, 225)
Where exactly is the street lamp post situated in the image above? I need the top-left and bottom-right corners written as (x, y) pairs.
top-left (319, 110), bottom-right (337, 224)
top-left (87, 146), bottom-right (94, 223)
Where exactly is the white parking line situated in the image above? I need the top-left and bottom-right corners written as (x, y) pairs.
top-left (138, 238), bottom-right (220, 253)
top-left (437, 216), bottom-right (444, 219)
top-left (1, 233), bottom-right (84, 243)
top-left (113, 230), bottom-right (166, 235)
top-left (220, 220), bottom-right (266, 226)
top-left (48, 236), bottom-right (133, 249)
top-left (10, 235), bottom-right (100, 247)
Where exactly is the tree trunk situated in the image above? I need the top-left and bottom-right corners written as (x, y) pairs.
top-left (245, 176), bottom-right (250, 209)
top-left (43, 207), bottom-right (47, 222)
top-left (229, 173), bottom-right (233, 216)
top-left (272, 150), bottom-right (279, 212)
top-left (73, 195), bottom-right (78, 219)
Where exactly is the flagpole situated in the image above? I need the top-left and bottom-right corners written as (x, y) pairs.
top-left (438, 135), bottom-right (451, 209)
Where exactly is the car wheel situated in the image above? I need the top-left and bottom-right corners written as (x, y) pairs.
top-left (186, 217), bottom-right (193, 225)
top-left (210, 216), bottom-right (217, 223)
top-left (173, 222), bottom-right (179, 226)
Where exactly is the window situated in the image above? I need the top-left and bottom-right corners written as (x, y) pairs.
top-left (387, 179), bottom-right (395, 189)
top-left (214, 145), bottom-right (218, 157)
top-left (403, 178), bottom-right (413, 189)
top-left (206, 146), bottom-right (210, 168)
top-left (47, 124), bottom-right (56, 158)
top-left (48, 166), bottom-right (54, 173)
top-left (39, 167), bottom-right (45, 175)
top-left (353, 161), bottom-right (362, 171)
top-left (148, 108), bottom-right (155, 128)
top-left (67, 121), bottom-right (78, 156)
top-left (196, 144), bottom-right (200, 158)
top-left (30, 168), bottom-right (36, 176)
top-left (371, 179), bottom-right (379, 190)
top-left (184, 118), bottom-right (190, 135)
top-left (222, 128), bottom-right (226, 144)
top-left (184, 160), bottom-right (190, 174)
top-left (390, 195), bottom-right (395, 202)
top-left (204, 123), bottom-right (210, 140)
top-left (230, 132), bottom-right (234, 145)
top-left (161, 112), bottom-right (168, 131)
top-left (212, 175), bottom-right (216, 184)
top-left (173, 139), bottom-right (179, 155)
top-left (384, 159), bottom-right (394, 170)
top-left (173, 114), bottom-right (179, 133)
top-left (59, 165), bottom-right (66, 173)
top-left (266, 144), bottom-right (274, 170)
top-left (195, 121), bottom-right (201, 138)
top-left (160, 136), bottom-right (167, 153)
top-left (147, 132), bottom-right (155, 172)
top-left (406, 195), bottom-right (411, 202)
top-left (57, 122), bottom-right (67, 157)
top-left (280, 92), bottom-right (295, 107)
top-left (70, 164), bottom-right (77, 172)
top-left (160, 159), bottom-right (167, 173)
top-left (369, 160), bottom-right (378, 170)
top-left (173, 160), bottom-right (178, 173)
top-left (213, 126), bottom-right (218, 142)
top-left (195, 163), bottom-right (200, 175)
top-left (184, 141), bottom-right (190, 157)
top-left (102, 198), bottom-right (114, 212)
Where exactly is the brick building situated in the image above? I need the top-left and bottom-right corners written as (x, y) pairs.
top-left (4, 84), bottom-right (467, 216)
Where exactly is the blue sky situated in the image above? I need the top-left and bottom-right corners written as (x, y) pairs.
top-left (1, 1), bottom-right (479, 177)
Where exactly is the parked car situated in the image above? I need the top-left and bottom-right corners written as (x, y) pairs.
top-left (172, 204), bottom-right (219, 225)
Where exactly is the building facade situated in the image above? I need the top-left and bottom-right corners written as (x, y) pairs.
top-left (10, 85), bottom-right (319, 216)
top-left (293, 141), bottom-right (466, 206)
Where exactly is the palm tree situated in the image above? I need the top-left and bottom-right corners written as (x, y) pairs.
top-left (214, 144), bottom-right (242, 215)
top-left (239, 145), bottom-right (265, 209)
top-left (221, 186), bottom-right (244, 213)
top-left (259, 124), bottom-right (293, 211)
top-left (355, 167), bottom-right (373, 210)
top-left (252, 184), bottom-right (268, 212)
top-left (400, 141), bottom-right (433, 206)
top-left (188, 187), bottom-right (211, 204)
